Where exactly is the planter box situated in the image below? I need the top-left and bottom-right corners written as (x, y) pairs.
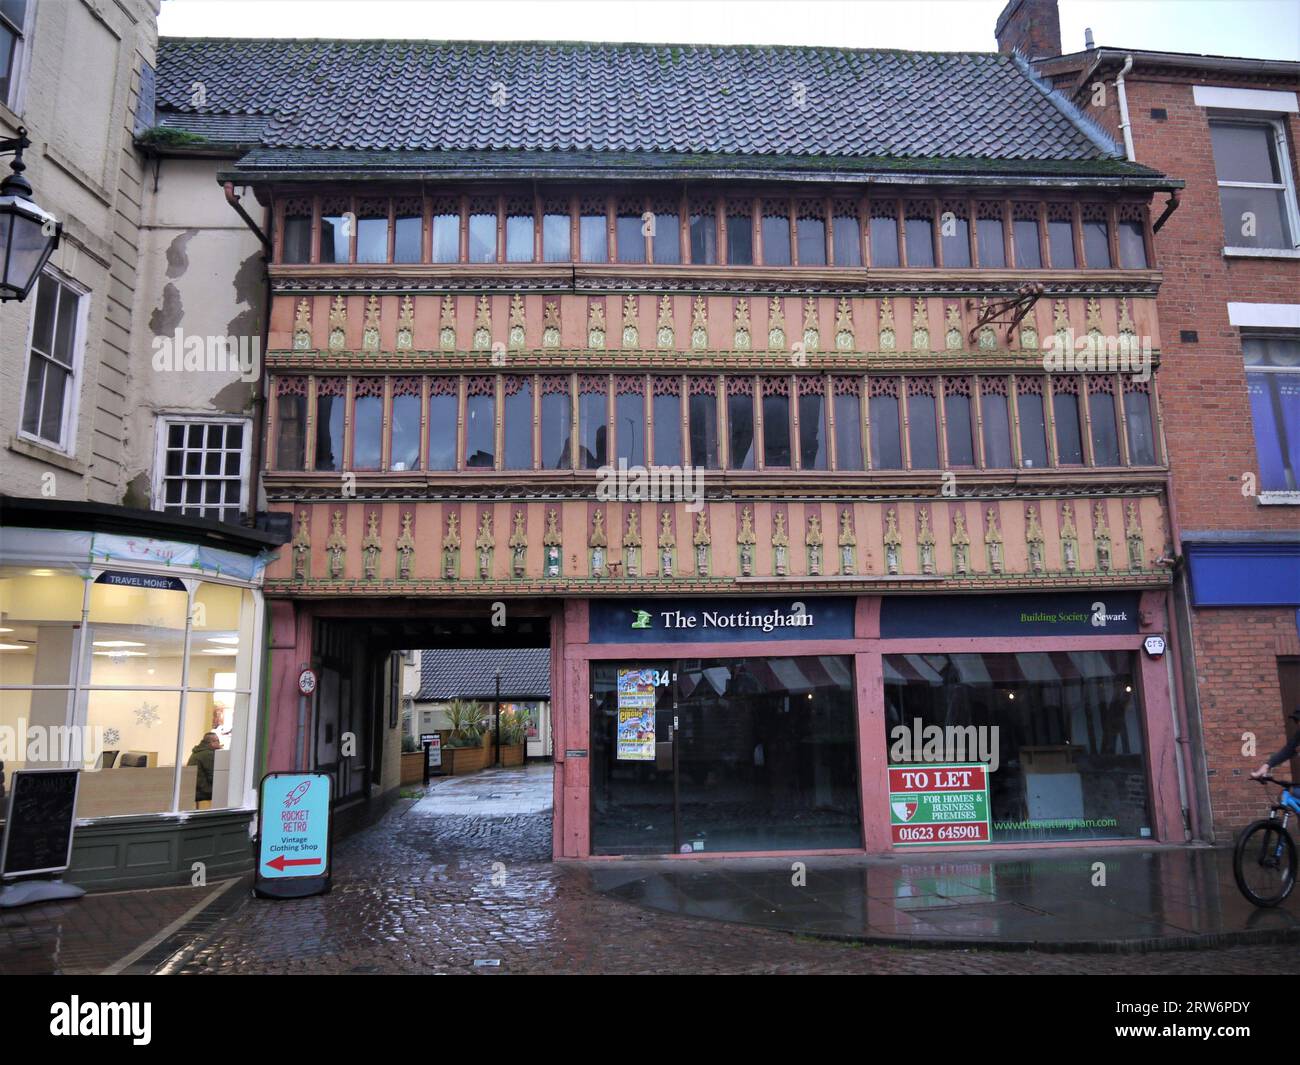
top-left (400, 751), bottom-right (426, 784)
top-left (500, 743), bottom-right (525, 767)
top-left (447, 744), bottom-right (489, 775)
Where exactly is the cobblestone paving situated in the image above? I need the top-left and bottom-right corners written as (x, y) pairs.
top-left (170, 796), bottom-right (1300, 975)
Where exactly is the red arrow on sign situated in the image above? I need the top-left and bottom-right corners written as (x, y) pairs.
top-left (265, 854), bottom-right (322, 872)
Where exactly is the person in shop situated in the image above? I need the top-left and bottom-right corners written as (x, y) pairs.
top-left (187, 732), bottom-right (222, 804)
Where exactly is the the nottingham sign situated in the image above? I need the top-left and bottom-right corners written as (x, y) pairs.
top-left (590, 597), bottom-right (855, 644)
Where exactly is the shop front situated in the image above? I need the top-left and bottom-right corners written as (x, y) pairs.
top-left (0, 497), bottom-right (281, 888)
top-left (563, 590), bottom-right (1180, 858)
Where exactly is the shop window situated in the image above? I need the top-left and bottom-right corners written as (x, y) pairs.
top-left (616, 204), bottom-right (647, 263)
top-left (390, 379), bottom-right (421, 471)
top-left (580, 200), bottom-right (608, 262)
top-left (833, 378), bottom-right (863, 470)
top-left (688, 378), bottom-right (720, 469)
top-left (352, 379), bottom-right (383, 470)
top-left (540, 376), bottom-right (573, 469)
top-left (542, 209), bottom-right (571, 262)
top-left (1052, 378), bottom-right (1085, 465)
top-left (651, 206), bottom-right (680, 264)
top-left (869, 378), bottom-right (902, 469)
top-left (727, 378), bottom-right (755, 469)
top-left (1244, 335), bottom-right (1300, 493)
top-left (274, 382), bottom-right (306, 470)
top-left (980, 377), bottom-right (1014, 468)
top-left (652, 378), bottom-right (682, 466)
top-left (689, 204), bottom-right (717, 265)
top-left (281, 202), bottom-right (312, 264)
top-left (870, 208), bottom-right (900, 267)
top-left (87, 578), bottom-right (187, 688)
top-left (20, 271), bottom-right (83, 450)
top-left (319, 200), bottom-right (350, 263)
top-left (761, 205), bottom-right (791, 266)
top-left (314, 379), bottom-right (345, 471)
top-left (1118, 218), bottom-right (1148, 269)
top-left (884, 651), bottom-right (1150, 843)
top-left (832, 210), bottom-right (862, 267)
top-left (467, 208), bottom-right (497, 263)
top-left (394, 200), bottom-right (422, 263)
top-left (427, 380), bottom-right (458, 470)
top-left (761, 378), bottom-right (791, 467)
top-left (1047, 207), bottom-right (1076, 268)
top-left (355, 202), bottom-right (390, 263)
top-left (505, 202), bottom-right (534, 262)
top-left (907, 379), bottom-right (940, 469)
top-left (905, 208), bottom-right (935, 267)
top-left (464, 377), bottom-right (496, 468)
top-left (431, 208), bottom-right (460, 263)
top-left (1088, 376), bottom-right (1121, 467)
top-left (157, 417), bottom-right (248, 524)
top-left (727, 204), bottom-right (753, 265)
top-left (798, 379), bottom-right (828, 471)
top-left (615, 377), bottom-right (645, 467)
top-left (1123, 382), bottom-right (1158, 466)
top-left (944, 378), bottom-right (975, 467)
top-left (1210, 119), bottom-right (1299, 252)
top-left (503, 376), bottom-right (534, 470)
top-left (1017, 378), bottom-right (1049, 468)
top-left (976, 208), bottom-right (1006, 268)
top-left (578, 375), bottom-right (608, 469)
top-left (1012, 207), bottom-right (1042, 269)
top-left (940, 205), bottom-right (971, 268)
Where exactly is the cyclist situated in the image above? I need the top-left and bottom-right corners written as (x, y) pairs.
top-left (1251, 710), bottom-right (1300, 784)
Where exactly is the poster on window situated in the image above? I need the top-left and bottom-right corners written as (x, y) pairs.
top-left (616, 668), bottom-right (658, 761)
top-left (888, 764), bottom-right (991, 846)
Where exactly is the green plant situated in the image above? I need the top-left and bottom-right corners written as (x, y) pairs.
top-left (444, 699), bottom-right (485, 748)
top-left (499, 707), bottom-right (529, 745)
top-left (136, 126), bottom-right (210, 149)
top-left (401, 735), bottom-right (420, 753)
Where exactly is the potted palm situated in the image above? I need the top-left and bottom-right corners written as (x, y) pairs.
top-left (444, 699), bottom-right (487, 775)
top-left (498, 706), bottom-right (528, 767)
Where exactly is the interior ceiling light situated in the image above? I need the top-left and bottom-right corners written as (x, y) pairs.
top-left (206, 636), bottom-right (240, 645)
top-left (93, 640), bottom-right (146, 648)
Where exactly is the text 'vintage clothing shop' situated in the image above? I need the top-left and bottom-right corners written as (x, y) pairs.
top-left (563, 590), bottom-right (1178, 857)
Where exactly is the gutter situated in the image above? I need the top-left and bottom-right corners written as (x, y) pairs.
top-left (224, 181), bottom-right (272, 252)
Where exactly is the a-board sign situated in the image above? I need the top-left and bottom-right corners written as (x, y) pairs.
top-left (421, 733), bottom-right (442, 768)
top-left (254, 772), bottom-right (332, 900)
top-left (1, 769), bottom-right (81, 878)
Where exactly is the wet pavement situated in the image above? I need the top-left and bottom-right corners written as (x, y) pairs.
top-left (419, 763), bottom-right (554, 816)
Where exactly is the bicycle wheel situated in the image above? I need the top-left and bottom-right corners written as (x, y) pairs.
top-left (1233, 819), bottom-right (1297, 907)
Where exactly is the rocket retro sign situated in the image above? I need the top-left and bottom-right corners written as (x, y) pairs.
top-left (254, 772), bottom-right (333, 899)
top-left (889, 764), bottom-right (991, 846)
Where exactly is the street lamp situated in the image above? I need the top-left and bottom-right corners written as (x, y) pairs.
top-left (493, 668), bottom-right (502, 768)
top-left (0, 127), bottom-right (62, 303)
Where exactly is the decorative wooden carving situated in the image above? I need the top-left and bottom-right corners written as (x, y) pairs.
top-left (884, 507), bottom-right (902, 575)
top-left (767, 297), bottom-right (786, 351)
top-left (362, 295), bottom-right (380, 352)
top-left (588, 299), bottom-right (607, 349)
top-left (292, 509), bottom-right (310, 579)
top-left (624, 508), bottom-right (642, 577)
top-left (1125, 500), bottom-right (1144, 572)
top-left (1060, 502), bottom-right (1079, 572)
top-left (693, 510), bottom-right (711, 576)
top-left (658, 508), bottom-right (676, 577)
top-left (834, 296), bottom-right (854, 350)
top-left (293, 298), bottom-right (312, 350)
top-left (590, 507), bottom-right (608, 577)
top-left (509, 509), bottom-right (528, 578)
top-left (396, 295), bottom-right (414, 350)
top-left (543, 300), bottom-right (561, 348)
top-left (806, 511), bottom-right (823, 575)
top-left (443, 510), bottom-right (461, 579)
top-left (1094, 501), bottom-right (1112, 572)
top-left (985, 506), bottom-right (1004, 574)
top-left (801, 296), bottom-right (819, 351)
top-left (475, 509), bottom-right (494, 578)
top-left (328, 295), bottom-right (347, 351)
top-left (1026, 504), bottom-right (1045, 573)
top-left (917, 507), bottom-right (936, 575)
top-left (838, 507), bottom-right (857, 575)
top-left (945, 304), bottom-right (963, 350)
top-left (473, 294), bottom-right (492, 350)
top-left (395, 511), bottom-right (415, 579)
top-left (879, 298), bottom-right (896, 350)
top-left (951, 509), bottom-right (971, 575)
top-left (509, 294), bottom-right (527, 349)
top-left (772, 509), bottom-right (789, 576)
top-left (734, 297), bottom-right (751, 350)
top-left (737, 505), bottom-right (756, 576)
top-left (911, 297), bottom-right (929, 351)
top-left (325, 510), bottom-right (346, 578)
top-left (691, 295), bottom-right (708, 350)
top-left (361, 510), bottom-right (381, 580)
top-left (622, 295), bottom-right (639, 349)
top-left (439, 294), bottom-right (456, 351)
top-left (543, 507), bottom-right (561, 577)
top-left (657, 295), bottom-right (674, 349)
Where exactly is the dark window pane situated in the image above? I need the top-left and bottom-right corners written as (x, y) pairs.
top-left (1048, 220), bottom-right (1075, 268)
top-left (833, 216), bottom-right (862, 266)
top-left (941, 216), bottom-right (970, 267)
top-left (465, 393), bottom-right (496, 467)
top-left (1089, 390), bottom-right (1120, 466)
top-left (727, 213), bottom-right (753, 265)
top-left (353, 395), bottom-right (382, 469)
top-left (1018, 389), bottom-right (1049, 468)
top-left (1210, 122), bottom-right (1283, 184)
top-left (728, 392), bottom-right (755, 469)
top-left (870, 215), bottom-right (899, 267)
top-left (1083, 220), bottom-right (1111, 268)
top-left (541, 391), bottom-right (572, 469)
top-left (505, 215), bottom-right (534, 262)
top-left (797, 216), bottom-right (825, 265)
top-left (798, 391), bottom-right (827, 470)
top-left (314, 394), bottom-right (344, 471)
top-left (908, 391), bottom-right (939, 469)
top-left (977, 218), bottom-right (1006, 267)
top-left (36, 363), bottom-right (66, 442)
top-left (282, 216), bottom-right (312, 263)
top-left (945, 392), bottom-right (975, 466)
top-left (20, 359), bottom-right (41, 435)
top-left (982, 390), bottom-right (1014, 467)
top-left (431, 214), bottom-right (459, 262)
top-left (761, 214), bottom-right (790, 266)
top-left (688, 392), bottom-right (720, 469)
top-left (542, 213), bottom-right (571, 262)
top-left (689, 213), bottom-right (717, 264)
top-left (31, 275), bottom-right (56, 354)
top-left (467, 213), bottom-right (496, 263)
top-left (1218, 185), bottom-right (1292, 249)
top-left (578, 387), bottom-right (608, 469)
top-left (427, 391), bottom-right (458, 470)
top-left (653, 392), bottom-right (682, 466)
top-left (580, 215), bottom-right (607, 262)
top-left (905, 218), bottom-right (934, 266)
top-left (356, 217), bottom-right (389, 263)
top-left (616, 392), bottom-right (645, 466)
top-left (1013, 219), bottom-right (1041, 268)
top-left (1124, 390), bottom-right (1157, 466)
top-left (616, 215), bottom-right (646, 263)
top-left (834, 393), bottom-right (863, 469)
top-left (1118, 220), bottom-right (1147, 268)
top-left (394, 215), bottom-right (422, 262)
top-left (390, 394), bottom-right (420, 470)
top-left (168, 423), bottom-right (184, 447)
top-left (762, 392), bottom-right (791, 467)
top-left (1054, 390), bottom-right (1084, 464)
top-left (869, 393), bottom-right (902, 469)
top-left (320, 215), bottom-right (349, 263)
top-left (652, 212), bottom-right (680, 264)
top-left (503, 379), bottom-right (534, 470)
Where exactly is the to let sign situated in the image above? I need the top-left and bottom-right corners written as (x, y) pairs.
top-left (254, 772), bottom-right (332, 899)
top-left (888, 764), bottom-right (991, 846)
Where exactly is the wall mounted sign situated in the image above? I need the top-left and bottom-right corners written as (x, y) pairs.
top-left (881, 593), bottom-right (1141, 639)
top-left (1143, 635), bottom-right (1167, 658)
top-left (254, 772), bottom-right (332, 900)
top-left (889, 764), bottom-right (991, 846)
top-left (93, 570), bottom-right (186, 593)
top-left (591, 597), bottom-right (855, 644)
top-left (297, 668), bottom-right (318, 696)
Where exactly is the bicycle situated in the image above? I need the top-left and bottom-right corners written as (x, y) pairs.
top-left (1233, 775), bottom-right (1299, 907)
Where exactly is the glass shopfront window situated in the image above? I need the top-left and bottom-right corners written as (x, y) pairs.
top-left (884, 651), bottom-right (1150, 843)
top-left (591, 655), bottom-right (861, 854)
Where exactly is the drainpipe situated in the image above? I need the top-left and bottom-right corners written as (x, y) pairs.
top-left (1115, 55), bottom-right (1136, 162)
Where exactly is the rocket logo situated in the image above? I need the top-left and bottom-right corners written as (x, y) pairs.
top-left (283, 780), bottom-right (312, 808)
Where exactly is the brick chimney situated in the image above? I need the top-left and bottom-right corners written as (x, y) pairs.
top-left (995, 0), bottom-right (1062, 60)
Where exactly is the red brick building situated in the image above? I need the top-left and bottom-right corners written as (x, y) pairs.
top-left (1006, 0), bottom-right (1300, 840)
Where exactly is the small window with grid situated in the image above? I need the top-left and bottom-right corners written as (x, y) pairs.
top-left (157, 419), bottom-right (249, 524)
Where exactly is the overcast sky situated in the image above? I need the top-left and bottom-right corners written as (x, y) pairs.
top-left (158, 0), bottom-right (1299, 61)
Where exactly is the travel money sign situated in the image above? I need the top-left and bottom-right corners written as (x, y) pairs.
top-left (254, 772), bottom-right (333, 899)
